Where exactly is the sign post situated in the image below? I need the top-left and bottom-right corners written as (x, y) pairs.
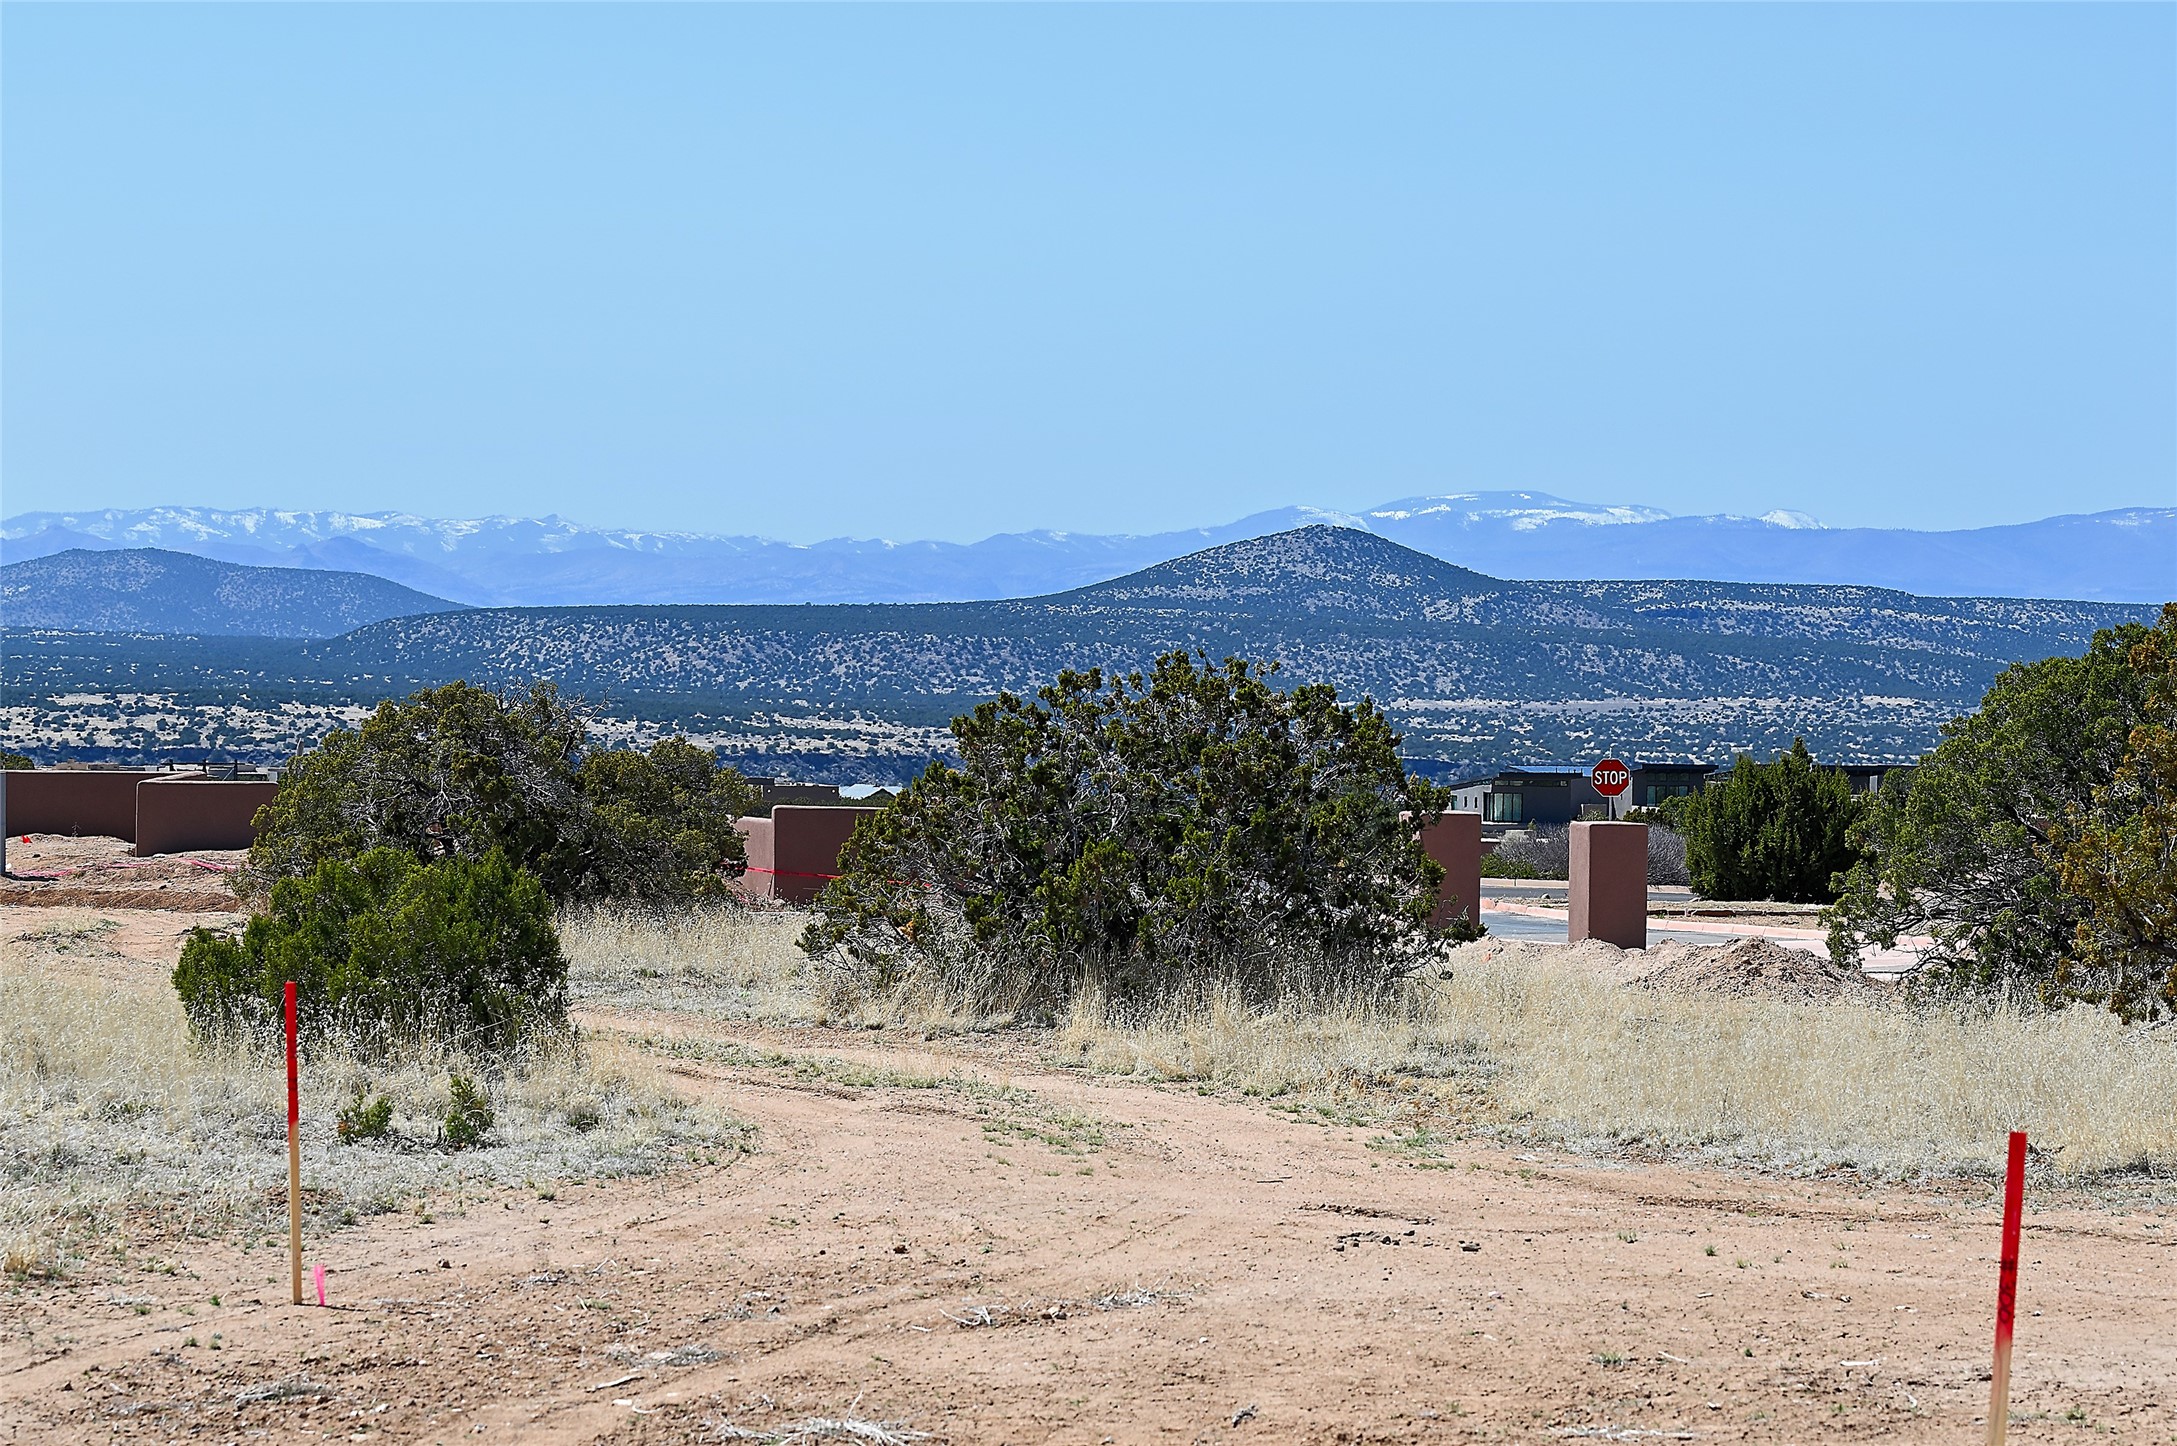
top-left (1590, 757), bottom-right (1631, 820)
top-left (1987, 1130), bottom-right (2027, 1445)
top-left (285, 980), bottom-right (302, 1307)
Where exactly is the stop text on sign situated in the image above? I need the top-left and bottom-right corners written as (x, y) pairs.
top-left (1591, 758), bottom-right (1632, 797)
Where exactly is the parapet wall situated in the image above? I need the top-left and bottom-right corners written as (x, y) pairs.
top-left (734, 805), bottom-right (882, 905)
top-left (3, 769), bottom-right (277, 855)
top-left (134, 778), bottom-right (279, 857)
top-left (2, 770), bottom-right (168, 842)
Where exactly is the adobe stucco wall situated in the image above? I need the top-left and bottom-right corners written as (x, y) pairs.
top-left (1569, 821), bottom-right (1647, 948)
top-left (134, 778), bottom-right (279, 856)
top-left (734, 816), bottom-right (778, 899)
top-left (768, 806), bottom-right (881, 905)
top-left (1420, 810), bottom-right (1483, 930)
top-left (733, 808), bottom-right (880, 904)
top-left (2, 770), bottom-right (166, 842)
top-left (2, 770), bottom-right (279, 854)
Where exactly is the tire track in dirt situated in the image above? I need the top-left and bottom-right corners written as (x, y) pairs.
top-left (4, 1018), bottom-right (2173, 1444)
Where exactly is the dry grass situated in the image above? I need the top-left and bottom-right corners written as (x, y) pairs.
top-left (0, 933), bottom-right (747, 1277)
top-left (567, 908), bottom-right (2177, 1184)
top-left (1057, 940), bottom-right (2177, 1184)
top-left (18, 897), bottom-right (2169, 1279)
top-left (561, 904), bottom-right (993, 1035)
top-left (561, 905), bottom-right (822, 1023)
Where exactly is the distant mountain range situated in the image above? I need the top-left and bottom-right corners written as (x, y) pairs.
top-left (1, 548), bottom-right (462, 638)
top-left (5, 526), bottom-right (2154, 782)
top-left (4, 494), bottom-right (2169, 607)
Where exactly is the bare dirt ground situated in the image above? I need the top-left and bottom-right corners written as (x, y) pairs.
top-left (1, 834), bottom-right (246, 914)
top-left (0, 902), bottom-right (238, 986)
top-left (4, 917), bottom-right (2174, 1444)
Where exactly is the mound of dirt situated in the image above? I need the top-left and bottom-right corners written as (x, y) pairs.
top-left (1632, 936), bottom-right (1882, 1003)
top-left (1445, 937), bottom-right (1630, 973)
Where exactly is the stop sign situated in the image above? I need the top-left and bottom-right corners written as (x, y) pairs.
top-left (1591, 757), bottom-right (1632, 797)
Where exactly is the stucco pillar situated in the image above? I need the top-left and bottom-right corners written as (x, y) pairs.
top-left (1420, 810), bottom-right (1483, 931)
top-left (1569, 821), bottom-right (1647, 948)
top-left (732, 816), bottom-right (777, 901)
top-left (766, 806), bottom-right (884, 904)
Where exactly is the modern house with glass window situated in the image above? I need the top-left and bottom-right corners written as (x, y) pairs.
top-left (1449, 763), bottom-right (1604, 827)
top-left (1451, 758), bottom-right (1718, 827)
top-left (1627, 759), bottom-right (1714, 807)
top-left (1453, 756), bottom-right (1901, 831)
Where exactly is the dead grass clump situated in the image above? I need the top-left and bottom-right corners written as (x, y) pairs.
top-left (0, 956), bottom-right (747, 1275)
top-left (1058, 983), bottom-right (1478, 1102)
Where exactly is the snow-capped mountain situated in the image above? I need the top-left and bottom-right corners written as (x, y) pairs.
top-left (2, 494), bottom-right (2168, 606)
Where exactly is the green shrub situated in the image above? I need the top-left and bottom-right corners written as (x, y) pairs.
top-left (247, 681), bottom-right (754, 905)
top-left (440, 1073), bottom-right (495, 1150)
top-left (1681, 740), bottom-right (1860, 903)
top-left (800, 652), bottom-right (1449, 1013)
top-left (336, 1086), bottom-right (395, 1144)
top-left (1479, 853), bottom-right (1541, 879)
top-left (173, 848), bottom-right (567, 1056)
top-left (0, 749), bottom-right (32, 770)
top-left (1624, 794), bottom-right (1693, 832)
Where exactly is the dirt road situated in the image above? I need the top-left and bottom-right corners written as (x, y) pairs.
top-left (4, 1009), bottom-right (2172, 1444)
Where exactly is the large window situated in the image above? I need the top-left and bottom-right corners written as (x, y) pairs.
top-left (1486, 791), bottom-right (1523, 824)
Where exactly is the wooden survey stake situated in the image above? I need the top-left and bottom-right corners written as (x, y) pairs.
top-left (1987, 1130), bottom-right (2027, 1446)
top-left (285, 980), bottom-right (302, 1307)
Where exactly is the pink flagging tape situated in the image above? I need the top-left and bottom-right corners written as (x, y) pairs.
top-left (314, 1263), bottom-right (326, 1307)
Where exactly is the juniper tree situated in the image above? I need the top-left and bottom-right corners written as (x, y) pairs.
top-left (249, 680), bottom-right (753, 904)
top-left (1830, 604), bottom-right (2177, 1016)
top-left (799, 652), bottom-right (1450, 1014)
top-left (1679, 740), bottom-right (1861, 903)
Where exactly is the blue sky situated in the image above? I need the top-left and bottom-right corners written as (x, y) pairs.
top-left (4, 4), bottom-right (2171, 543)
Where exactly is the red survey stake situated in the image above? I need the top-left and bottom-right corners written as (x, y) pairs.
top-left (1986, 1130), bottom-right (2027, 1446)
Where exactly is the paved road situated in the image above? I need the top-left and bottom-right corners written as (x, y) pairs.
top-left (1479, 879), bottom-right (1840, 951)
top-left (1481, 879), bottom-right (1695, 906)
top-left (1477, 906), bottom-right (1828, 953)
